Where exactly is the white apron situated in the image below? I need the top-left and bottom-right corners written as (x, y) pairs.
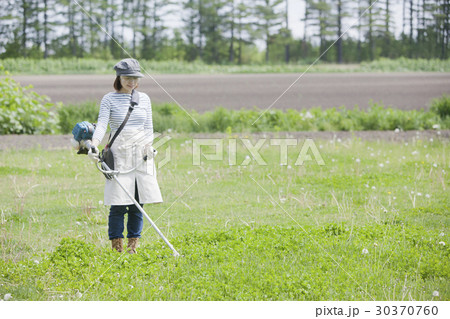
top-left (104, 129), bottom-right (163, 205)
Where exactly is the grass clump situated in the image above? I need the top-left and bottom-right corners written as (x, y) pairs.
top-left (430, 94), bottom-right (450, 120)
top-left (58, 101), bottom-right (99, 134)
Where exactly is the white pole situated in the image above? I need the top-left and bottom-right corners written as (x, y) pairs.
top-left (102, 162), bottom-right (180, 257)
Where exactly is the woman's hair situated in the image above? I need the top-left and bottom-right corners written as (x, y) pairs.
top-left (113, 76), bottom-right (122, 91)
top-left (113, 76), bottom-right (139, 91)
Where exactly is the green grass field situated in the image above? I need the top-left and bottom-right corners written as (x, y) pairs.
top-left (0, 134), bottom-right (448, 301)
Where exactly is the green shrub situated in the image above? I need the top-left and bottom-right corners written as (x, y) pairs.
top-left (58, 101), bottom-right (99, 134)
top-left (0, 70), bottom-right (60, 134)
top-left (430, 94), bottom-right (450, 119)
top-left (57, 97), bottom-right (449, 135)
top-left (152, 101), bottom-right (448, 133)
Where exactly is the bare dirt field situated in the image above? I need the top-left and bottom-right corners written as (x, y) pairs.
top-left (11, 73), bottom-right (450, 111)
top-left (0, 131), bottom-right (448, 151)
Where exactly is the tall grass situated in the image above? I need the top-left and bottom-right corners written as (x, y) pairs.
top-left (58, 97), bottom-right (450, 134)
top-left (361, 58), bottom-right (450, 72)
top-left (1, 58), bottom-right (450, 75)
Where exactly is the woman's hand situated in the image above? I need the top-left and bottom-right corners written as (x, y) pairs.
top-left (88, 146), bottom-right (100, 163)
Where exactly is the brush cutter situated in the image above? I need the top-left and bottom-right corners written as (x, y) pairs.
top-left (71, 121), bottom-right (180, 257)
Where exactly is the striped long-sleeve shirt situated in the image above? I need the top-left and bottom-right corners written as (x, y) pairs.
top-left (92, 92), bottom-right (154, 143)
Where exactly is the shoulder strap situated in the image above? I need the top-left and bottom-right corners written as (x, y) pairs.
top-left (105, 89), bottom-right (139, 149)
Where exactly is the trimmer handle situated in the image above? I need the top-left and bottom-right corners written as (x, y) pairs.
top-left (76, 139), bottom-right (97, 155)
top-left (84, 140), bottom-right (96, 153)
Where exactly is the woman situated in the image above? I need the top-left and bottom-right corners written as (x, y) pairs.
top-left (88, 58), bottom-right (163, 254)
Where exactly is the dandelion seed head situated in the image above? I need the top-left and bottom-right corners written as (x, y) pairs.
top-left (362, 248), bottom-right (369, 254)
top-left (433, 291), bottom-right (439, 297)
top-left (304, 111), bottom-right (313, 119)
top-left (439, 241), bottom-right (445, 246)
top-left (3, 294), bottom-right (12, 301)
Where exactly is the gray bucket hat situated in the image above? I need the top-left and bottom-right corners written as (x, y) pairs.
top-left (114, 58), bottom-right (144, 77)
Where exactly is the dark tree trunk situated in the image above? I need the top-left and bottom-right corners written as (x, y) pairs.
top-left (337, 0), bottom-right (343, 64)
top-left (43, 0), bottom-right (49, 58)
top-left (284, 0), bottom-right (290, 63)
top-left (229, 0), bottom-right (235, 63)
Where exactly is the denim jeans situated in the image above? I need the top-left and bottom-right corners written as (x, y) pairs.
top-left (108, 182), bottom-right (143, 240)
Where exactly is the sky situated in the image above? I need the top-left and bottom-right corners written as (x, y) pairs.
top-left (163, 0), bottom-right (406, 47)
top-left (286, 0), bottom-right (405, 39)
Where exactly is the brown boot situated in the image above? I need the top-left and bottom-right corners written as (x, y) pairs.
top-left (111, 238), bottom-right (123, 253)
top-left (127, 238), bottom-right (139, 254)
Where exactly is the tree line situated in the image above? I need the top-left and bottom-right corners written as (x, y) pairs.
top-left (0, 0), bottom-right (448, 64)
